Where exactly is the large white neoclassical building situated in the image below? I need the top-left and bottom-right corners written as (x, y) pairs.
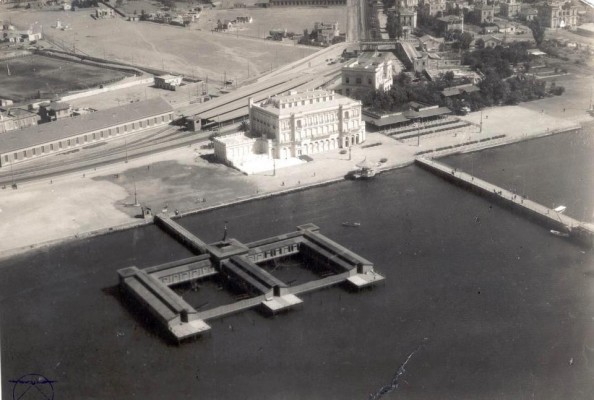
top-left (214, 89), bottom-right (366, 172)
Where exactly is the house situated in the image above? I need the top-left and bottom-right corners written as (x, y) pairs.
top-left (0, 108), bottom-right (39, 134)
top-left (154, 75), bottom-right (183, 91)
top-left (216, 19), bottom-right (233, 30)
top-left (519, 7), bottom-right (538, 22)
top-left (500, 0), bottom-right (522, 18)
top-left (436, 15), bottom-right (464, 34)
top-left (484, 35), bottom-right (503, 48)
top-left (63, 2), bottom-right (71, 10)
top-left (419, 35), bottom-right (445, 52)
top-left (38, 101), bottom-right (72, 122)
top-left (473, 4), bottom-right (495, 24)
top-left (537, 1), bottom-right (578, 29)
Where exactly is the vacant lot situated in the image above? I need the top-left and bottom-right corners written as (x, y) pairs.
top-left (3, 7), bottom-right (324, 81)
top-left (0, 54), bottom-right (130, 101)
top-left (196, 6), bottom-right (347, 39)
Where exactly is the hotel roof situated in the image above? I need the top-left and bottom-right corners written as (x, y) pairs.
top-left (343, 51), bottom-right (396, 71)
top-left (0, 97), bottom-right (173, 154)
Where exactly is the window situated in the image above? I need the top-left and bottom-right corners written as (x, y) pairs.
top-left (356, 77), bottom-right (362, 84)
top-left (41, 146), bottom-right (45, 154)
top-left (14, 153), bottom-right (17, 160)
top-left (116, 127), bottom-right (120, 134)
top-left (84, 136), bottom-right (88, 143)
top-left (345, 77), bottom-right (350, 84)
top-left (67, 139), bottom-right (71, 147)
top-left (23, 150), bottom-right (27, 158)
top-left (162, 116), bottom-right (165, 122)
top-left (4, 155), bottom-right (7, 163)
top-left (76, 137), bottom-right (80, 144)
top-left (50, 144), bottom-right (54, 151)
top-left (59, 142), bottom-right (63, 149)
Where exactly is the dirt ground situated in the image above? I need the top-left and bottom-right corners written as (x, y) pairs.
top-left (196, 7), bottom-right (347, 39)
top-left (2, 7), bottom-right (320, 80)
top-left (0, 54), bottom-right (130, 101)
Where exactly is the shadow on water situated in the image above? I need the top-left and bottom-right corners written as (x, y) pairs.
top-left (101, 285), bottom-right (197, 346)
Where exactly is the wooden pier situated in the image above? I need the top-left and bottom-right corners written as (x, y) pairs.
top-left (415, 157), bottom-right (594, 247)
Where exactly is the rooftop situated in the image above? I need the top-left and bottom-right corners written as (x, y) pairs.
top-left (254, 90), bottom-right (360, 116)
top-left (343, 51), bottom-right (396, 71)
top-left (0, 97), bottom-right (173, 154)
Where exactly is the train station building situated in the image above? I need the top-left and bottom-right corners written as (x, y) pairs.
top-left (0, 97), bottom-right (174, 168)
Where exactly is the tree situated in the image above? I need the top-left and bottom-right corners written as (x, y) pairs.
top-left (475, 38), bottom-right (485, 49)
top-left (239, 120), bottom-right (250, 133)
top-left (459, 32), bottom-right (473, 50)
top-left (529, 19), bottom-right (545, 46)
top-left (387, 13), bottom-right (403, 39)
top-left (443, 71), bottom-right (455, 85)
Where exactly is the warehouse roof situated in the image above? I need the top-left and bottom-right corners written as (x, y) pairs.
top-left (0, 97), bottom-right (173, 154)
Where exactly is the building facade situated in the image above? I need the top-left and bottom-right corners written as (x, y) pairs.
top-left (420, 0), bottom-right (446, 16)
top-left (473, 4), bottom-right (495, 23)
top-left (341, 52), bottom-right (399, 97)
top-left (214, 90), bottom-right (365, 166)
top-left (537, 1), bottom-right (578, 28)
top-left (0, 108), bottom-right (38, 134)
top-left (500, 0), bottom-right (522, 18)
top-left (154, 75), bottom-right (183, 91)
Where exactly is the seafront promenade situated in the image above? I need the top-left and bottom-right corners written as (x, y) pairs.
top-left (0, 102), bottom-right (591, 258)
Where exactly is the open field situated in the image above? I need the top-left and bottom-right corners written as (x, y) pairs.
top-left (195, 6), bottom-right (347, 39)
top-left (2, 7), bottom-right (320, 81)
top-left (0, 54), bottom-right (131, 101)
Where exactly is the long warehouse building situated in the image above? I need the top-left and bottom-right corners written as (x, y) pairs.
top-left (0, 97), bottom-right (174, 167)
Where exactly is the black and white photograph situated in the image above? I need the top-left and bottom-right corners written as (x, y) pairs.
top-left (0, 0), bottom-right (593, 397)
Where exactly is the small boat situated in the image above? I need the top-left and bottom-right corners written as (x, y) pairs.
top-left (554, 205), bottom-right (567, 213)
top-left (349, 158), bottom-right (377, 179)
top-left (342, 222), bottom-right (361, 227)
top-left (550, 229), bottom-right (569, 237)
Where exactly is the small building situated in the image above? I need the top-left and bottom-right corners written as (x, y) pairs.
top-left (154, 75), bottom-right (183, 91)
top-left (216, 19), bottom-right (233, 30)
top-left (62, 2), bottom-right (71, 10)
top-left (441, 83), bottom-right (480, 98)
top-left (95, 7), bottom-right (115, 18)
top-left (0, 108), bottom-right (39, 134)
top-left (38, 101), bottom-right (72, 122)
top-left (311, 22), bottom-right (341, 45)
top-left (235, 16), bottom-right (252, 23)
top-left (483, 35), bottom-right (503, 48)
top-left (419, 34), bottom-right (444, 51)
top-left (436, 15), bottom-right (464, 34)
top-left (520, 6), bottom-right (538, 21)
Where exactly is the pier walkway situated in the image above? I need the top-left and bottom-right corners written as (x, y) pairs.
top-left (415, 157), bottom-right (594, 247)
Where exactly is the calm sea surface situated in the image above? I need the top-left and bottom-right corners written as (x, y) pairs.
top-left (1, 130), bottom-right (593, 400)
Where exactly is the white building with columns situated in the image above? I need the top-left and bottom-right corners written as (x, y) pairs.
top-left (214, 89), bottom-right (366, 172)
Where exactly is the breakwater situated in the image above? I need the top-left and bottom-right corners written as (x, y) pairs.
top-left (415, 157), bottom-right (594, 247)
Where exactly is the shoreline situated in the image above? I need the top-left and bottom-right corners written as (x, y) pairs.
top-left (0, 123), bottom-right (584, 262)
